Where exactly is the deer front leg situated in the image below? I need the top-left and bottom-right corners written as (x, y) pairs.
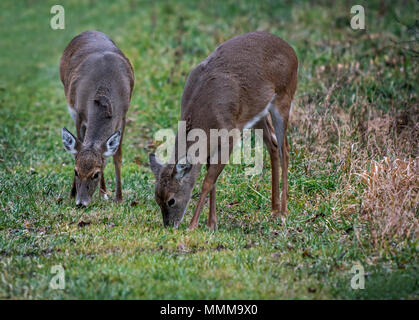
top-left (70, 175), bottom-right (76, 198)
top-left (113, 123), bottom-right (125, 203)
top-left (113, 146), bottom-right (122, 203)
top-left (70, 115), bottom-right (82, 199)
top-left (207, 183), bottom-right (217, 230)
top-left (189, 163), bottom-right (225, 230)
top-left (100, 170), bottom-right (108, 200)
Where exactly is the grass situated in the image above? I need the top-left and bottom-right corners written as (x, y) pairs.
top-left (0, 0), bottom-right (418, 299)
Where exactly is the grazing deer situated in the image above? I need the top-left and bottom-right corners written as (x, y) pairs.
top-left (149, 31), bottom-right (298, 229)
top-left (60, 31), bottom-right (134, 207)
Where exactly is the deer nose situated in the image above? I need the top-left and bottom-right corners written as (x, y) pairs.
top-left (76, 200), bottom-right (89, 208)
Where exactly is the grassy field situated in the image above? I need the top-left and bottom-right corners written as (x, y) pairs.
top-left (0, 0), bottom-right (418, 299)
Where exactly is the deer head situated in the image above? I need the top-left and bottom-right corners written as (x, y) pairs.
top-left (149, 154), bottom-right (200, 228)
top-left (62, 127), bottom-right (121, 207)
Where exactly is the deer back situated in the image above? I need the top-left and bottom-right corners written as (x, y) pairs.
top-left (180, 31), bottom-right (297, 139)
top-left (60, 31), bottom-right (134, 146)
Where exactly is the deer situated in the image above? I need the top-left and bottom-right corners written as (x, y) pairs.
top-left (149, 31), bottom-right (298, 229)
top-left (60, 31), bottom-right (134, 207)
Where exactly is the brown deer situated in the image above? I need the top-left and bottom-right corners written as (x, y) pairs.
top-left (149, 31), bottom-right (298, 229)
top-left (60, 31), bottom-right (134, 207)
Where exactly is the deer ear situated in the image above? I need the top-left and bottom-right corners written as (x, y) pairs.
top-left (149, 153), bottom-right (163, 178)
top-left (175, 156), bottom-right (192, 180)
top-left (103, 131), bottom-right (121, 157)
top-left (62, 128), bottom-right (80, 155)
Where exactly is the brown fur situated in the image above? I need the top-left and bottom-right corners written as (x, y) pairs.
top-left (60, 31), bottom-right (134, 206)
top-left (150, 31), bottom-right (298, 229)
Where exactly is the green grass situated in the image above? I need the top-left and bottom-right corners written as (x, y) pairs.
top-left (0, 0), bottom-right (418, 299)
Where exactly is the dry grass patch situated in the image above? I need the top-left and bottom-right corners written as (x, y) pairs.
top-left (359, 157), bottom-right (418, 245)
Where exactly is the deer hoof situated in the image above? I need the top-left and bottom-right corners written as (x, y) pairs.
top-left (271, 211), bottom-right (287, 224)
top-left (271, 211), bottom-right (282, 219)
top-left (206, 221), bottom-right (217, 230)
top-left (188, 223), bottom-right (198, 231)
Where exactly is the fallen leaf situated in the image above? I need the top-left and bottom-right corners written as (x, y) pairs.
top-left (134, 156), bottom-right (142, 166)
top-left (78, 220), bottom-right (91, 228)
top-left (24, 220), bottom-right (31, 230)
top-left (243, 242), bottom-right (253, 249)
top-left (227, 200), bottom-right (239, 208)
top-left (302, 250), bottom-right (312, 258)
top-left (272, 252), bottom-right (281, 259)
top-left (177, 243), bottom-right (188, 252)
top-left (130, 200), bottom-right (140, 207)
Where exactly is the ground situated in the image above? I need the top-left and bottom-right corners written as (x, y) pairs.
top-left (0, 0), bottom-right (418, 299)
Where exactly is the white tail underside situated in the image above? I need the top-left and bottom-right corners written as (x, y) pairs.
top-left (243, 94), bottom-right (277, 130)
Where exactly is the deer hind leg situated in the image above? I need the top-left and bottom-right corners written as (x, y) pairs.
top-left (280, 135), bottom-right (290, 216)
top-left (269, 95), bottom-right (291, 217)
top-left (258, 117), bottom-right (280, 214)
top-left (206, 163), bottom-right (218, 230)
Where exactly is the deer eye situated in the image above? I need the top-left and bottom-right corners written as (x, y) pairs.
top-left (74, 169), bottom-right (79, 177)
top-left (168, 198), bottom-right (176, 207)
top-left (92, 172), bottom-right (100, 180)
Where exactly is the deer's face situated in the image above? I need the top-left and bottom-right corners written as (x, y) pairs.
top-left (62, 128), bottom-right (121, 208)
top-left (74, 150), bottom-right (103, 207)
top-left (149, 154), bottom-right (196, 228)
